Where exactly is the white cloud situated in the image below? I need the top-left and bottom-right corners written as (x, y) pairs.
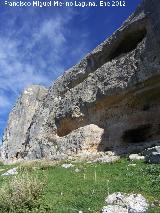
top-left (0, 14), bottom-right (70, 94)
top-left (37, 18), bottom-right (66, 45)
top-left (0, 95), bottom-right (10, 108)
top-left (0, 54), bottom-right (50, 93)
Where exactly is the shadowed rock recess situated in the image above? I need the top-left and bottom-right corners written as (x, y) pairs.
top-left (1, 0), bottom-right (160, 162)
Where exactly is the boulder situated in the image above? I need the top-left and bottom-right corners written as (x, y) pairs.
top-left (144, 146), bottom-right (160, 163)
top-left (101, 192), bottom-right (149, 213)
top-left (129, 154), bottom-right (145, 161)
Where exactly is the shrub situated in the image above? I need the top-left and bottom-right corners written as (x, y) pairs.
top-left (0, 173), bottom-right (44, 213)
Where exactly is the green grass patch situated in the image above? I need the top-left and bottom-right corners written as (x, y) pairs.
top-left (0, 159), bottom-right (160, 212)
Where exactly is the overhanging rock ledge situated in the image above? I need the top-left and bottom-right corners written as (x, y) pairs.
top-left (1, 0), bottom-right (160, 162)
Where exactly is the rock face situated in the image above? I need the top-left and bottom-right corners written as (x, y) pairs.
top-left (1, 85), bottom-right (48, 161)
top-left (1, 0), bottom-right (160, 161)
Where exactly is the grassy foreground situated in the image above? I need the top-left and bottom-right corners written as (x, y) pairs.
top-left (0, 159), bottom-right (160, 213)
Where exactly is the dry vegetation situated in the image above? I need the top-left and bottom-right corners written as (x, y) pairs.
top-left (0, 172), bottom-right (45, 213)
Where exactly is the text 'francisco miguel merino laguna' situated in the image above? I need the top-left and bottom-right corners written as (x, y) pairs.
top-left (4, 1), bottom-right (126, 7)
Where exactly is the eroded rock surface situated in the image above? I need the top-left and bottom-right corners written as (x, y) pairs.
top-left (101, 192), bottom-right (149, 213)
top-left (1, 85), bottom-right (48, 162)
top-left (1, 0), bottom-right (160, 161)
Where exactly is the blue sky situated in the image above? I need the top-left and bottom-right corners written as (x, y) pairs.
top-left (0, 0), bottom-right (142, 143)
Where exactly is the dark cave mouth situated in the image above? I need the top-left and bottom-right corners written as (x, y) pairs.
top-left (122, 124), bottom-right (152, 144)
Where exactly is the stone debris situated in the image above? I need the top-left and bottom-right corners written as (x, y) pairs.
top-left (129, 154), bottom-right (145, 161)
top-left (144, 146), bottom-right (160, 164)
top-left (93, 155), bottom-right (120, 163)
top-left (61, 163), bottom-right (74, 169)
top-left (1, 167), bottom-right (18, 176)
top-left (101, 192), bottom-right (149, 213)
top-left (75, 151), bottom-right (120, 164)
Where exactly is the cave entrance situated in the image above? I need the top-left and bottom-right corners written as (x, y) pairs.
top-left (108, 28), bottom-right (147, 60)
top-left (122, 124), bottom-right (152, 143)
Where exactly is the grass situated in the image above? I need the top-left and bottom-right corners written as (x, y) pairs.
top-left (0, 159), bottom-right (160, 212)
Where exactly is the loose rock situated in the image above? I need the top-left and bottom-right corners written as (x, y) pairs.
top-left (1, 167), bottom-right (18, 176)
top-left (61, 163), bottom-right (74, 169)
top-left (129, 154), bottom-right (145, 161)
top-left (93, 155), bottom-right (120, 163)
top-left (144, 146), bottom-right (160, 164)
top-left (101, 192), bottom-right (149, 213)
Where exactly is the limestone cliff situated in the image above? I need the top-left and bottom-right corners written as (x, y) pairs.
top-left (1, 0), bottom-right (160, 161)
top-left (1, 85), bottom-right (48, 161)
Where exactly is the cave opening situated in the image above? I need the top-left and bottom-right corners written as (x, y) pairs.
top-left (122, 124), bottom-right (152, 143)
top-left (108, 28), bottom-right (147, 60)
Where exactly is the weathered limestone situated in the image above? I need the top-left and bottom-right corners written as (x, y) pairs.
top-left (1, 0), bottom-right (160, 161)
top-left (1, 85), bottom-right (48, 162)
top-left (101, 192), bottom-right (149, 213)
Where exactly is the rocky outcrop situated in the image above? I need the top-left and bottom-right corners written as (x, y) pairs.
top-left (1, 0), bottom-right (160, 161)
top-left (1, 85), bottom-right (48, 161)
